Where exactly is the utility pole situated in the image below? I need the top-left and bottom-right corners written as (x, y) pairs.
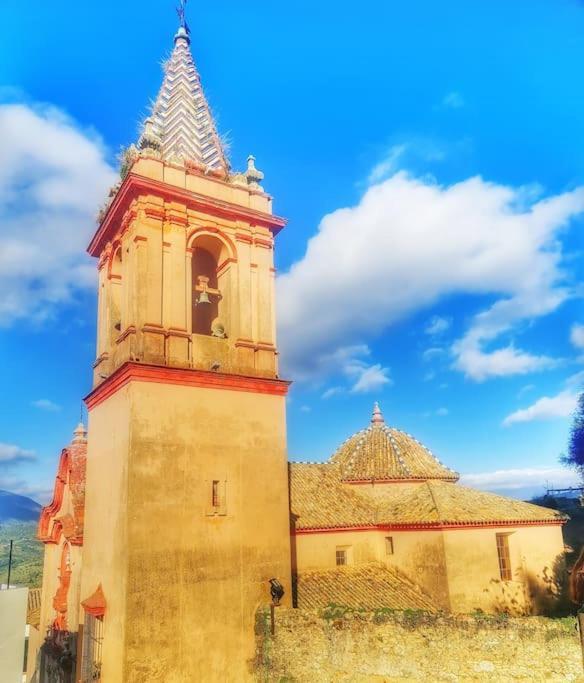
top-left (7, 539), bottom-right (13, 589)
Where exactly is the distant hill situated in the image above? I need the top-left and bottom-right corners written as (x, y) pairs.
top-left (0, 490), bottom-right (41, 522)
top-left (0, 521), bottom-right (43, 587)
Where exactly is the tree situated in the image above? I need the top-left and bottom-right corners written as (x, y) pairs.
top-left (563, 392), bottom-right (584, 475)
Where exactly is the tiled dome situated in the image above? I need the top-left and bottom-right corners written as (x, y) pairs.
top-left (329, 403), bottom-right (459, 483)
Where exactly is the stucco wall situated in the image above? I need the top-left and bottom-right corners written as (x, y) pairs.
top-left (293, 529), bottom-right (450, 609)
top-left (255, 608), bottom-right (584, 682)
top-left (443, 525), bottom-right (566, 614)
top-left (83, 378), bottom-right (291, 682)
top-left (80, 386), bottom-right (131, 682)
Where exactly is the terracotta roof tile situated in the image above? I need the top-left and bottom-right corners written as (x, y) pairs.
top-left (289, 463), bottom-right (376, 530)
top-left (289, 466), bottom-right (565, 530)
top-left (296, 563), bottom-right (436, 611)
top-left (330, 425), bottom-right (458, 483)
top-left (378, 480), bottom-right (566, 526)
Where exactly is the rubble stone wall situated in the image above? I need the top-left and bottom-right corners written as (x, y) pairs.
top-left (254, 607), bottom-right (584, 682)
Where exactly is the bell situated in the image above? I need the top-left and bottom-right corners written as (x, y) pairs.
top-left (197, 290), bottom-right (211, 305)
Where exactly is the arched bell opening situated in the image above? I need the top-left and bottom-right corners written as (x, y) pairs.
top-left (190, 234), bottom-right (232, 338)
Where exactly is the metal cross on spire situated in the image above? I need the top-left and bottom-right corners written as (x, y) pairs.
top-left (176, 0), bottom-right (190, 34)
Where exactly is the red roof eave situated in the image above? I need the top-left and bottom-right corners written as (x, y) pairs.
top-left (292, 518), bottom-right (566, 535)
top-left (88, 172), bottom-right (287, 257)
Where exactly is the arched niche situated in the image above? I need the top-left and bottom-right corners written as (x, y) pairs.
top-left (189, 232), bottom-right (234, 338)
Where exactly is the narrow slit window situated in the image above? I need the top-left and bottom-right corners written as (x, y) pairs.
top-left (212, 480), bottom-right (220, 508)
top-left (385, 536), bottom-right (394, 555)
top-left (336, 548), bottom-right (347, 566)
top-left (496, 533), bottom-right (512, 581)
top-left (207, 479), bottom-right (227, 516)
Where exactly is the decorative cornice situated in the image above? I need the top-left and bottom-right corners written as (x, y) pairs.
top-left (89, 173), bottom-right (286, 257)
top-left (85, 361), bottom-right (290, 410)
top-left (292, 519), bottom-right (566, 535)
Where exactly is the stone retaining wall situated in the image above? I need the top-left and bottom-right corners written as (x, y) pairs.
top-left (254, 607), bottom-right (584, 682)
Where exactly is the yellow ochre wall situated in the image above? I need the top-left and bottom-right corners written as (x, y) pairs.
top-left (293, 529), bottom-right (451, 609)
top-left (80, 387), bottom-right (131, 682)
top-left (442, 525), bottom-right (566, 614)
top-left (82, 379), bottom-right (291, 682)
top-left (293, 523), bottom-right (566, 614)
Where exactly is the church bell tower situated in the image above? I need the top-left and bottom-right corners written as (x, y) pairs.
top-left (80, 13), bottom-right (291, 681)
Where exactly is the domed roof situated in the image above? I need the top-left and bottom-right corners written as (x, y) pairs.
top-left (329, 403), bottom-right (459, 483)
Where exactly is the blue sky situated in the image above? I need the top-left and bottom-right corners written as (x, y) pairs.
top-left (0, 0), bottom-right (583, 502)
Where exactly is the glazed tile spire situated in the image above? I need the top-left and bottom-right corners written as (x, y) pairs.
top-left (138, 19), bottom-right (229, 172)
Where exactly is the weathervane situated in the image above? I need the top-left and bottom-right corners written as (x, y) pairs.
top-left (176, 0), bottom-right (190, 34)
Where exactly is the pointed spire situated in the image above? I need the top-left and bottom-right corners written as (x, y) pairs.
top-left (371, 402), bottom-right (385, 426)
top-left (72, 422), bottom-right (87, 444)
top-left (138, 7), bottom-right (229, 173)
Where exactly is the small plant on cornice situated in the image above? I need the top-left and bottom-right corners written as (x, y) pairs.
top-left (119, 144), bottom-right (139, 179)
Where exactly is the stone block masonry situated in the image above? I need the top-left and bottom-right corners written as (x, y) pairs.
top-left (255, 608), bottom-right (584, 682)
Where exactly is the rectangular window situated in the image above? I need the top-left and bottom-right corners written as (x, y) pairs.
top-left (385, 536), bottom-right (394, 555)
top-left (336, 549), bottom-right (347, 566)
top-left (80, 614), bottom-right (103, 682)
top-left (496, 533), bottom-right (512, 581)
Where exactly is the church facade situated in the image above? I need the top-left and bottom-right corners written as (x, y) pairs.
top-left (34, 13), bottom-right (566, 683)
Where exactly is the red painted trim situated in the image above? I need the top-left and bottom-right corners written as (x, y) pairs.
top-left (82, 584), bottom-right (107, 618)
top-left (167, 214), bottom-right (189, 226)
top-left (89, 173), bottom-right (286, 256)
top-left (84, 361), bottom-right (290, 410)
top-left (293, 519), bottom-right (566, 535)
top-left (235, 340), bottom-right (256, 350)
top-left (133, 235), bottom-right (147, 243)
top-left (254, 238), bottom-right (273, 249)
top-left (162, 241), bottom-right (172, 248)
top-left (235, 232), bottom-right (253, 244)
top-left (144, 207), bottom-right (165, 221)
top-left (38, 449), bottom-right (69, 543)
top-left (344, 477), bottom-right (459, 485)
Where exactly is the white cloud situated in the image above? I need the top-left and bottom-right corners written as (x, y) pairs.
top-left (425, 316), bottom-right (451, 336)
top-left (422, 347), bottom-right (444, 362)
top-left (436, 407), bottom-right (449, 416)
top-left (277, 170), bottom-right (584, 382)
top-left (300, 405), bottom-right (311, 413)
top-left (0, 443), bottom-right (35, 464)
top-left (460, 467), bottom-right (579, 491)
top-left (517, 383), bottom-right (536, 397)
top-left (503, 390), bottom-right (578, 426)
top-left (440, 91), bottom-right (465, 110)
top-left (346, 361), bottom-right (392, 394)
top-left (0, 102), bottom-right (117, 326)
top-left (368, 145), bottom-right (407, 184)
top-left (0, 475), bottom-right (51, 503)
top-left (321, 386), bottom-right (343, 400)
top-left (566, 370), bottom-right (584, 388)
top-left (571, 324), bottom-right (584, 350)
top-left (32, 398), bottom-right (61, 412)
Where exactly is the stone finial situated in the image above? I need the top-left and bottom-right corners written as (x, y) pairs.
top-left (72, 422), bottom-right (87, 444)
top-left (245, 154), bottom-right (264, 190)
top-left (371, 402), bottom-right (385, 426)
top-left (139, 117), bottom-right (162, 153)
